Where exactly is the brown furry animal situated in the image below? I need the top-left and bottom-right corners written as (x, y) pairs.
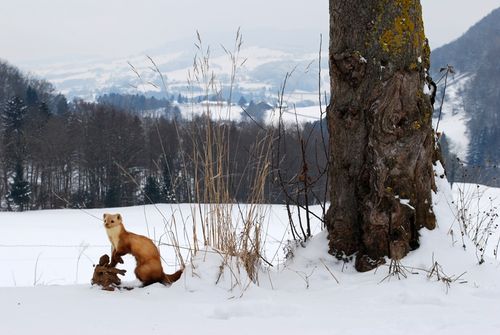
top-left (103, 213), bottom-right (183, 286)
top-left (91, 254), bottom-right (126, 291)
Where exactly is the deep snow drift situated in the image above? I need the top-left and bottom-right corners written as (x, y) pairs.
top-left (1, 166), bottom-right (500, 335)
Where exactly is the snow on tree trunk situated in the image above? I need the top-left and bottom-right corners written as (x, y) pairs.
top-left (325, 0), bottom-right (437, 271)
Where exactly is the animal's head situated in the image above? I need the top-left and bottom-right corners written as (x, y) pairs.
top-left (103, 213), bottom-right (123, 229)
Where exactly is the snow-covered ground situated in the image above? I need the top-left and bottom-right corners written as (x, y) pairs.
top-left (1, 168), bottom-right (500, 334)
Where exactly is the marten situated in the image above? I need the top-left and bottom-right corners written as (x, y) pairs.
top-left (103, 213), bottom-right (183, 286)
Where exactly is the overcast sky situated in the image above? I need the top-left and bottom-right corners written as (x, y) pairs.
top-left (1, 0), bottom-right (500, 65)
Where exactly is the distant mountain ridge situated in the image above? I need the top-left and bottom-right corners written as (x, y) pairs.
top-left (431, 7), bottom-right (500, 185)
top-left (431, 7), bottom-right (500, 75)
top-left (19, 31), bottom-right (329, 104)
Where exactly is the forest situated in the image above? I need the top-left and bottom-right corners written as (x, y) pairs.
top-left (0, 59), bottom-right (328, 211)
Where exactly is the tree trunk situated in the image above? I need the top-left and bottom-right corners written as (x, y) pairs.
top-left (326, 0), bottom-right (437, 271)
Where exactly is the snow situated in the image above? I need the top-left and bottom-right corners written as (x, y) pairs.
top-left (176, 102), bottom-right (324, 124)
top-left (1, 168), bottom-right (500, 334)
top-left (433, 73), bottom-right (472, 160)
top-left (268, 105), bottom-right (324, 124)
top-left (25, 44), bottom-right (330, 110)
top-left (450, 181), bottom-right (500, 258)
top-left (396, 196), bottom-right (415, 210)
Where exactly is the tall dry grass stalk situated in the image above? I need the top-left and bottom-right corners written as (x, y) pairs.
top-left (140, 30), bottom-right (327, 286)
top-left (185, 30), bottom-right (272, 283)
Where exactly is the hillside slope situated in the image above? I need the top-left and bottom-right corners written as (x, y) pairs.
top-left (431, 7), bottom-right (500, 183)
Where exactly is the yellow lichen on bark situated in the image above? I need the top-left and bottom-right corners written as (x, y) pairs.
top-left (377, 0), bottom-right (426, 57)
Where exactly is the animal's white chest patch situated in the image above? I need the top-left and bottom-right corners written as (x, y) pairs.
top-left (106, 226), bottom-right (122, 249)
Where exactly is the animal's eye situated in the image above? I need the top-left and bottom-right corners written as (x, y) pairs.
top-left (111, 220), bottom-right (114, 223)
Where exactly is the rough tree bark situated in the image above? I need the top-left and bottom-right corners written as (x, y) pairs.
top-left (326, 0), bottom-right (437, 271)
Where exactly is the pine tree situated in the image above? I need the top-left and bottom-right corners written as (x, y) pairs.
top-left (25, 86), bottom-right (38, 106)
top-left (55, 94), bottom-right (69, 115)
top-left (2, 96), bottom-right (27, 135)
top-left (1, 96), bottom-right (27, 166)
top-left (144, 176), bottom-right (162, 204)
top-left (161, 161), bottom-right (175, 203)
top-left (7, 162), bottom-right (31, 211)
top-left (104, 183), bottom-right (121, 208)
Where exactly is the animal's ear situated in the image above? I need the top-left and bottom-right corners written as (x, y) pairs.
top-left (103, 213), bottom-right (108, 220)
top-left (117, 214), bottom-right (121, 220)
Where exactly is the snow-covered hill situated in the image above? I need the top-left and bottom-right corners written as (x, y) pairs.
top-left (24, 43), bottom-right (329, 104)
top-left (432, 72), bottom-right (472, 161)
top-left (431, 7), bottom-right (500, 172)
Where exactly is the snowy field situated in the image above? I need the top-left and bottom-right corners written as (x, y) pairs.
top-left (177, 101), bottom-right (324, 124)
top-left (1, 168), bottom-right (500, 334)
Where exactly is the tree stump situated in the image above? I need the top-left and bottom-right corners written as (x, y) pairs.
top-left (91, 254), bottom-right (126, 291)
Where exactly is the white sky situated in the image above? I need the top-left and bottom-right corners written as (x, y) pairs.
top-left (1, 0), bottom-right (500, 64)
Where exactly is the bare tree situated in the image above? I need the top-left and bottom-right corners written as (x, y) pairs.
top-left (325, 0), bottom-right (437, 271)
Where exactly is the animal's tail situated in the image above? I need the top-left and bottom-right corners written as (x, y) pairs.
top-left (162, 268), bottom-right (183, 285)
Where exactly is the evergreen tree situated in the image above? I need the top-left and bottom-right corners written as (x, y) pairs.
top-left (1, 96), bottom-right (27, 165)
top-left (104, 183), bottom-right (121, 208)
top-left (161, 160), bottom-right (175, 203)
top-left (55, 94), bottom-right (69, 115)
top-left (25, 86), bottom-right (38, 106)
top-left (2, 96), bottom-right (27, 134)
top-left (144, 176), bottom-right (162, 204)
top-left (7, 162), bottom-right (31, 211)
